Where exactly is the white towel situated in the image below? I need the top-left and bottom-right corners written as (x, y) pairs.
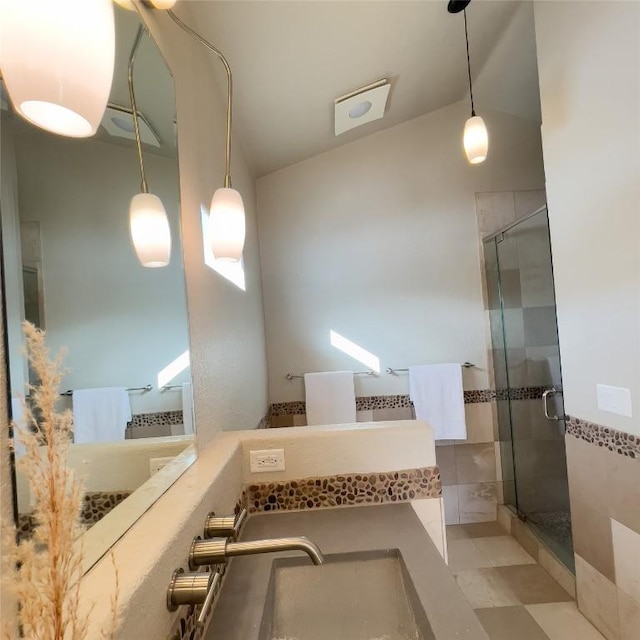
top-left (72, 387), bottom-right (132, 443)
top-left (409, 364), bottom-right (467, 440)
top-left (304, 371), bottom-right (356, 426)
top-left (181, 381), bottom-right (195, 435)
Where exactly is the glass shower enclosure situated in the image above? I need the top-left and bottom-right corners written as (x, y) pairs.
top-left (484, 206), bottom-right (573, 571)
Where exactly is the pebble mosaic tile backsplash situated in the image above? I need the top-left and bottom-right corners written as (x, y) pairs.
top-left (246, 466), bottom-right (442, 514)
top-left (566, 415), bottom-right (640, 460)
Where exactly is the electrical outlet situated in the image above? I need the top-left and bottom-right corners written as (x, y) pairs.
top-left (250, 448), bottom-right (285, 473)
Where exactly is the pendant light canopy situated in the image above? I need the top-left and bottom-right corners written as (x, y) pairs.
top-left (127, 25), bottom-right (172, 267)
top-left (0, 0), bottom-right (115, 138)
top-left (150, 7), bottom-right (246, 263)
top-left (459, 8), bottom-right (488, 164)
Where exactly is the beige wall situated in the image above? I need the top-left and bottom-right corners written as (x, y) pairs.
top-left (535, 2), bottom-right (640, 638)
top-left (535, 0), bottom-right (640, 437)
top-left (257, 100), bottom-right (546, 404)
top-left (142, 6), bottom-right (269, 445)
top-left (11, 127), bottom-right (188, 415)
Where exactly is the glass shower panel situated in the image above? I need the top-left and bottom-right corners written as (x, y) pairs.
top-left (484, 238), bottom-right (516, 508)
top-left (485, 208), bottom-right (573, 570)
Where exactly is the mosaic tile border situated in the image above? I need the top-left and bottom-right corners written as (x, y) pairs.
top-left (566, 415), bottom-right (640, 460)
top-left (81, 490), bottom-right (132, 526)
top-left (246, 466), bottom-right (441, 514)
top-left (495, 386), bottom-right (550, 401)
top-left (18, 490), bottom-right (132, 540)
top-left (127, 409), bottom-right (184, 429)
top-left (269, 391), bottom-right (495, 418)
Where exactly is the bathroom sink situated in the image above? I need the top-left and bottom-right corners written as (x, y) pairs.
top-left (258, 549), bottom-right (436, 640)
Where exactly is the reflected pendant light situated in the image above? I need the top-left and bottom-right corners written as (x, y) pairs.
top-left (127, 25), bottom-right (171, 267)
top-left (461, 8), bottom-right (488, 164)
top-left (0, 0), bottom-right (115, 138)
top-left (150, 7), bottom-right (246, 263)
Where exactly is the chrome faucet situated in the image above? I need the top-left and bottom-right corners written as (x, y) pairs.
top-left (189, 535), bottom-right (324, 570)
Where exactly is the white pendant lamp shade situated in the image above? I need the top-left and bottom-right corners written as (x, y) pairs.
top-left (464, 115), bottom-right (488, 164)
top-left (129, 193), bottom-right (172, 268)
top-left (209, 188), bottom-right (246, 262)
top-left (0, 0), bottom-right (115, 138)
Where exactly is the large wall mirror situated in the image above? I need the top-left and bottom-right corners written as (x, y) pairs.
top-left (0, 6), bottom-right (194, 570)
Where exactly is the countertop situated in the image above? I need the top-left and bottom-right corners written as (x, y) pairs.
top-left (206, 504), bottom-right (490, 640)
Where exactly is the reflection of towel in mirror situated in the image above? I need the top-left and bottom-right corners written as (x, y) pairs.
top-left (72, 387), bottom-right (131, 443)
top-left (304, 371), bottom-right (356, 426)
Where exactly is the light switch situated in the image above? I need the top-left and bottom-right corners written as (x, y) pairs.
top-left (596, 384), bottom-right (633, 417)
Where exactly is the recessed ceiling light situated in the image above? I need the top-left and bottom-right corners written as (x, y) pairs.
top-left (349, 101), bottom-right (373, 119)
top-left (334, 79), bottom-right (391, 136)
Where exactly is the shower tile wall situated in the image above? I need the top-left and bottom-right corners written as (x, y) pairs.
top-left (565, 418), bottom-right (640, 640)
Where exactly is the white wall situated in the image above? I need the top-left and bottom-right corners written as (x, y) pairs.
top-left (142, 5), bottom-right (269, 445)
top-left (534, 0), bottom-right (640, 436)
top-left (257, 100), bottom-right (546, 403)
top-left (12, 127), bottom-right (189, 415)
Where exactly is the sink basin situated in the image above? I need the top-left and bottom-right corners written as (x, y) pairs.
top-left (258, 549), bottom-right (436, 640)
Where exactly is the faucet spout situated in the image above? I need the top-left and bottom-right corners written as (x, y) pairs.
top-left (226, 536), bottom-right (324, 565)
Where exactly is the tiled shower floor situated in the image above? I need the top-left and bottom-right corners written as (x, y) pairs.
top-left (446, 522), bottom-right (603, 640)
top-left (526, 511), bottom-right (575, 572)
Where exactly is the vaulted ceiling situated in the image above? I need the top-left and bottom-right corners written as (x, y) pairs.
top-left (174, 0), bottom-right (542, 177)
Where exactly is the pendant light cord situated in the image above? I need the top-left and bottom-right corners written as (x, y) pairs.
top-left (128, 24), bottom-right (148, 193)
top-left (167, 9), bottom-right (234, 189)
top-left (463, 9), bottom-right (475, 117)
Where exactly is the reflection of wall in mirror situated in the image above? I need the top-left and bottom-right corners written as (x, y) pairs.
top-left (5, 121), bottom-right (191, 434)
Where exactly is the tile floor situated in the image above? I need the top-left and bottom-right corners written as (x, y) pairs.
top-left (447, 521), bottom-right (606, 640)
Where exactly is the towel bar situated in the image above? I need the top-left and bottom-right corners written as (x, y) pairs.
top-left (386, 363), bottom-right (475, 374)
top-left (285, 370), bottom-right (377, 380)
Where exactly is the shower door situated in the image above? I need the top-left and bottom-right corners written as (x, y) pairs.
top-left (484, 207), bottom-right (573, 570)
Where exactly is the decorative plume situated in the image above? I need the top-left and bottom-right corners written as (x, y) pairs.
top-left (3, 322), bottom-right (118, 640)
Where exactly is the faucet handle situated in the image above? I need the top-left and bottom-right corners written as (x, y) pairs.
top-left (204, 507), bottom-right (247, 540)
top-left (166, 567), bottom-right (213, 611)
top-left (190, 536), bottom-right (228, 570)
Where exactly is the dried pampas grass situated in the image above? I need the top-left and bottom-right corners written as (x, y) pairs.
top-left (4, 322), bottom-right (118, 640)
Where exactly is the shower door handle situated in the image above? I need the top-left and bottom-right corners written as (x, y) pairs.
top-left (542, 388), bottom-right (562, 421)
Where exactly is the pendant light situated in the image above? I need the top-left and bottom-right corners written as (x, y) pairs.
top-left (462, 9), bottom-right (488, 164)
top-left (449, 3), bottom-right (488, 165)
top-left (0, 0), bottom-right (115, 138)
top-left (128, 25), bottom-right (171, 268)
top-left (148, 6), bottom-right (246, 263)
